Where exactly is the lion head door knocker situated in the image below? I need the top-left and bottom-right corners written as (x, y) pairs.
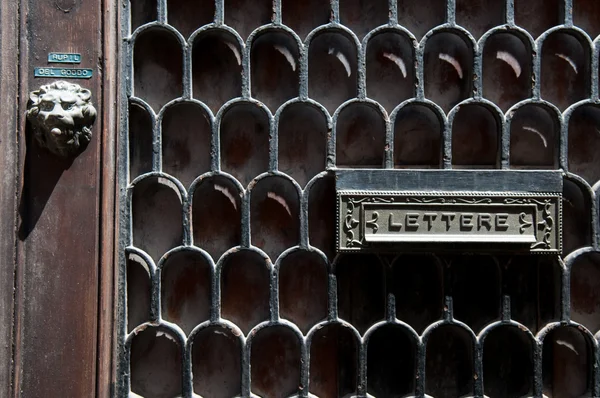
top-left (27, 81), bottom-right (97, 157)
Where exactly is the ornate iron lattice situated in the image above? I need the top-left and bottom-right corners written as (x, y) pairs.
top-left (118, 0), bottom-right (600, 397)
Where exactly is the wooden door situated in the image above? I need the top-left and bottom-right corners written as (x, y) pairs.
top-left (0, 0), bottom-right (117, 396)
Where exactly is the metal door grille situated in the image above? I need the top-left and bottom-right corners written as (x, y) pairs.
top-left (118, 0), bottom-right (600, 396)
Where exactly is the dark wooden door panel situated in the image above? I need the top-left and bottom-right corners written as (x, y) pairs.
top-left (14, 0), bottom-right (108, 396)
top-left (0, 1), bottom-right (20, 397)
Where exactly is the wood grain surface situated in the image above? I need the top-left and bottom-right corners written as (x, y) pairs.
top-left (11, 0), bottom-right (116, 396)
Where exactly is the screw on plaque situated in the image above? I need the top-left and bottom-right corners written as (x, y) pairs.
top-left (27, 81), bottom-right (97, 157)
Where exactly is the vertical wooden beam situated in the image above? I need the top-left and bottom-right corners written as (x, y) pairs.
top-left (0, 0), bottom-right (20, 396)
top-left (97, 0), bottom-right (118, 396)
top-left (13, 0), bottom-right (109, 396)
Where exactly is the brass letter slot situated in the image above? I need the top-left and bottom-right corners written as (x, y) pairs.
top-left (336, 170), bottom-right (562, 254)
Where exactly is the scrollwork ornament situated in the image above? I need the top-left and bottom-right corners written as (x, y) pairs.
top-left (531, 201), bottom-right (554, 249)
top-left (27, 81), bottom-right (97, 157)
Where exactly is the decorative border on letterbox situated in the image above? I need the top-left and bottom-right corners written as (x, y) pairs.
top-left (336, 191), bottom-right (562, 254)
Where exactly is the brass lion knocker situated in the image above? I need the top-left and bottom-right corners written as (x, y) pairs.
top-left (27, 81), bottom-right (97, 157)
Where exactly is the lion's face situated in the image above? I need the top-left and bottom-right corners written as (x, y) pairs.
top-left (27, 81), bottom-right (97, 157)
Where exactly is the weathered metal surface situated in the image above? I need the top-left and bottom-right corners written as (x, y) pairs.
top-left (338, 190), bottom-right (561, 253)
top-left (27, 81), bottom-right (97, 157)
top-left (335, 169), bottom-right (564, 192)
top-left (34, 67), bottom-right (93, 78)
top-left (47, 52), bottom-right (82, 64)
top-left (336, 170), bottom-right (562, 253)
